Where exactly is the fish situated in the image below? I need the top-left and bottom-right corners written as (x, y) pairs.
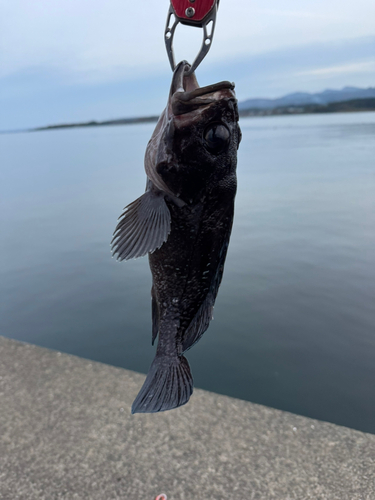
top-left (111, 60), bottom-right (241, 413)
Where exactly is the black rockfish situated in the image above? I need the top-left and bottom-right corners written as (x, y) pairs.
top-left (112, 61), bottom-right (241, 413)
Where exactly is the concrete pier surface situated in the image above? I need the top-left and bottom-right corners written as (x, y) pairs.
top-left (1, 336), bottom-right (374, 500)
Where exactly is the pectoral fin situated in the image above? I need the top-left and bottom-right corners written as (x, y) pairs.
top-left (111, 189), bottom-right (171, 261)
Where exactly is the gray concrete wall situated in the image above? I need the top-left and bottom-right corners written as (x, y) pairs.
top-left (1, 335), bottom-right (374, 500)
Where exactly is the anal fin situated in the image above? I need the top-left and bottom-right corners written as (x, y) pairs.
top-left (182, 293), bottom-right (214, 353)
top-left (151, 285), bottom-right (159, 345)
top-left (111, 189), bottom-right (171, 261)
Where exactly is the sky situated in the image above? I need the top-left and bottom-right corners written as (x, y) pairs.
top-left (1, 0), bottom-right (374, 129)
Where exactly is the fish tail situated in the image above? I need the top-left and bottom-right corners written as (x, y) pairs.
top-left (131, 354), bottom-right (193, 414)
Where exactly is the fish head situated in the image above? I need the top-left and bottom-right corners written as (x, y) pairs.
top-left (145, 61), bottom-right (241, 204)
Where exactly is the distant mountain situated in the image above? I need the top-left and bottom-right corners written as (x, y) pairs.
top-left (238, 87), bottom-right (375, 111)
top-left (239, 98), bottom-right (375, 118)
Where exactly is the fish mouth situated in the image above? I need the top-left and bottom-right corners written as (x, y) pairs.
top-left (170, 60), bottom-right (235, 116)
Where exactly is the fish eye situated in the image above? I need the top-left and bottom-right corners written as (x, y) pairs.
top-left (203, 123), bottom-right (230, 154)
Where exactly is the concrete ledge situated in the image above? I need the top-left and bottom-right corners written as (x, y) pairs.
top-left (0, 335), bottom-right (374, 500)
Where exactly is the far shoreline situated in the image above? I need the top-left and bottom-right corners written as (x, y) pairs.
top-left (1, 98), bottom-right (374, 135)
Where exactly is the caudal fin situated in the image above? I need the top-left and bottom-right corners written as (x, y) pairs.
top-left (131, 355), bottom-right (193, 414)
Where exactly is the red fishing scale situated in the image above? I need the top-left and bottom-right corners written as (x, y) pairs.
top-left (171, 0), bottom-right (216, 22)
top-left (165, 0), bottom-right (220, 74)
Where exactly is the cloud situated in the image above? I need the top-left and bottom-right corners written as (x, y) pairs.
top-left (254, 8), bottom-right (335, 19)
top-left (1, 0), bottom-right (375, 84)
top-left (1, 35), bottom-right (374, 131)
top-left (297, 61), bottom-right (375, 77)
top-left (1, 0), bottom-right (374, 131)
top-left (197, 36), bottom-right (375, 99)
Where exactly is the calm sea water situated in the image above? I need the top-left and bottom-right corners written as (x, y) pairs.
top-left (1, 112), bottom-right (375, 433)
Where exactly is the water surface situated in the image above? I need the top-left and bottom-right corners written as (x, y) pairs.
top-left (1, 112), bottom-right (375, 433)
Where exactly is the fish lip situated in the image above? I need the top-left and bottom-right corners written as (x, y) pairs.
top-left (169, 61), bottom-right (235, 114)
top-left (177, 81), bottom-right (235, 102)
